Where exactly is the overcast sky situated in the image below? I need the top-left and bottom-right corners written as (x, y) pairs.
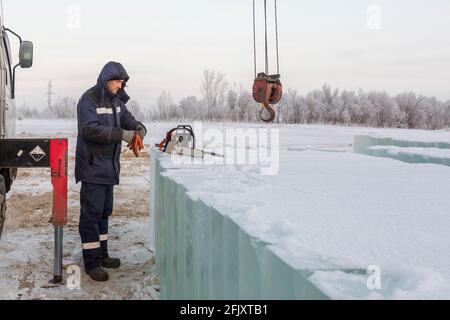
top-left (3, 0), bottom-right (450, 108)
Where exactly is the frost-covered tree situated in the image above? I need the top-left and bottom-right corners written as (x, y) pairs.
top-left (367, 91), bottom-right (400, 127)
top-left (321, 84), bottom-right (340, 124)
top-left (128, 100), bottom-right (144, 122)
top-left (201, 70), bottom-right (228, 119)
top-left (46, 96), bottom-right (77, 119)
top-left (15, 77), bottom-right (449, 131)
top-left (156, 91), bottom-right (177, 120)
top-left (443, 101), bottom-right (450, 129)
top-left (395, 92), bottom-right (425, 129)
top-left (237, 90), bottom-right (255, 122)
top-left (179, 96), bottom-right (200, 120)
top-left (340, 90), bottom-right (358, 125)
top-left (226, 89), bottom-right (238, 121)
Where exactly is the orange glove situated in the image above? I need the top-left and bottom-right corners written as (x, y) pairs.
top-left (127, 132), bottom-right (144, 157)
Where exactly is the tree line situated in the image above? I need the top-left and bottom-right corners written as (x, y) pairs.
top-left (17, 70), bottom-right (450, 130)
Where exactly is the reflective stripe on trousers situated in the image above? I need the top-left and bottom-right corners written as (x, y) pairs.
top-left (79, 183), bottom-right (114, 271)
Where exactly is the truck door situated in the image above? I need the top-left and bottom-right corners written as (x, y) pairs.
top-left (1, 33), bottom-right (15, 138)
top-left (0, 29), bottom-right (6, 138)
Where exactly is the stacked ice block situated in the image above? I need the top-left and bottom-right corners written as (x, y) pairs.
top-left (150, 149), bottom-right (328, 300)
top-left (354, 135), bottom-right (450, 166)
top-left (150, 133), bottom-right (450, 300)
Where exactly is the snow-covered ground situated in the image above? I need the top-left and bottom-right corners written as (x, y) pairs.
top-left (2, 120), bottom-right (450, 300)
top-left (1, 120), bottom-right (158, 300)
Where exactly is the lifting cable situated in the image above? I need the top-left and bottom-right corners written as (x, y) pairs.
top-left (253, 0), bottom-right (280, 78)
top-left (252, 0), bottom-right (282, 123)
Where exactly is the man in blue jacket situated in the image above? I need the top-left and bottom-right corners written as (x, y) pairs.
top-left (75, 61), bottom-right (147, 282)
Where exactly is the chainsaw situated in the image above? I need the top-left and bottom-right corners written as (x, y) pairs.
top-left (155, 125), bottom-right (224, 159)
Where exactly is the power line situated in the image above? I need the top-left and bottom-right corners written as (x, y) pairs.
top-left (46, 80), bottom-right (54, 119)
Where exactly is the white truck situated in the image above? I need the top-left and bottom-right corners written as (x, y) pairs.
top-left (0, 12), bottom-right (34, 237)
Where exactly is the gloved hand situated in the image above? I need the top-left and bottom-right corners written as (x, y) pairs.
top-left (128, 132), bottom-right (144, 157)
top-left (122, 130), bottom-right (135, 144)
top-left (136, 124), bottom-right (147, 141)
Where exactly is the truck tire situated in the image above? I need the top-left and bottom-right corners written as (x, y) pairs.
top-left (0, 175), bottom-right (6, 239)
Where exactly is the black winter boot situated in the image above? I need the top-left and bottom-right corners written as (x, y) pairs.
top-left (86, 267), bottom-right (109, 282)
top-left (103, 257), bottom-right (121, 269)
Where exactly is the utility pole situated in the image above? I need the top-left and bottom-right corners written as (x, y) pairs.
top-left (46, 80), bottom-right (54, 119)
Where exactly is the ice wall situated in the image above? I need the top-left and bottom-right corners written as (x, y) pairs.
top-left (354, 135), bottom-right (450, 166)
top-left (149, 149), bottom-right (329, 300)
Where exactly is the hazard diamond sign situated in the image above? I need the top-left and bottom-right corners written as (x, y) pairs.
top-left (29, 146), bottom-right (47, 162)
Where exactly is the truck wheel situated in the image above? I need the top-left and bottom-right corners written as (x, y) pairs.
top-left (0, 175), bottom-right (6, 239)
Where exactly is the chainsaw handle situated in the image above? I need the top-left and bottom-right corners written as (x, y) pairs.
top-left (158, 125), bottom-right (196, 152)
top-left (176, 125), bottom-right (196, 149)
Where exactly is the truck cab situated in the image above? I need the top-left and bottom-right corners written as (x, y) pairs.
top-left (0, 12), bottom-right (33, 236)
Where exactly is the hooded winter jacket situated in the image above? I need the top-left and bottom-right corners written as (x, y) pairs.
top-left (75, 61), bottom-right (145, 185)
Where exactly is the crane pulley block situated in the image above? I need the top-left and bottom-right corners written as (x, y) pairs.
top-left (253, 72), bottom-right (283, 105)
